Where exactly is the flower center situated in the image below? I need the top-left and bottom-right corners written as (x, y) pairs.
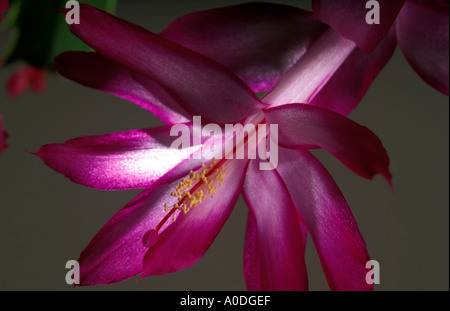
top-left (142, 111), bottom-right (269, 248)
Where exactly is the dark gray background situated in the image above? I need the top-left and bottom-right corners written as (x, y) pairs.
top-left (0, 0), bottom-right (448, 291)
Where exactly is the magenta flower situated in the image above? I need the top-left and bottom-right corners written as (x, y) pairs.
top-left (6, 65), bottom-right (47, 98)
top-left (36, 4), bottom-right (392, 290)
top-left (312, 0), bottom-right (449, 95)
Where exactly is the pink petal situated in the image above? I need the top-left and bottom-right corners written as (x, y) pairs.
top-left (0, 113), bottom-right (8, 153)
top-left (242, 214), bottom-right (261, 290)
top-left (7, 68), bottom-right (30, 98)
top-left (55, 52), bottom-right (191, 124)
top-left (77, 179), bottom-right (188, 285)
top-left (35, 124), bottom-right (207, 190)
top-left (242, 159), bottom-right (308, 291)
top-left (161, 2), bottom-right (327, 93)
top-left (396, 1), bottom-right (449, 95)
top-left (0, 0), bottom-right (7, 23)
top-left (276, 148), bottom-right (373, 291)
top-left (312, 0), bottom-right (405, 52)
top-left (65, 4), bottom-right (261, 123)
top-left (309, 27), bottom-right (397, 115)
top-left (141, 159), bottom-right (248, 276)
top-left (261, 28), bottom-right (357, 107)
top-left (264, 104), bottom-right (392, 184)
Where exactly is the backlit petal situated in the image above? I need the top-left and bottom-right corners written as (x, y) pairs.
top-left (242, 159), bottom-right (308, 291)
top-left (65, 4), bottom-right (261, 123)
top-left (264, 104), bottom-right (392, 184)
top-left (77, 180), bottom-right (186, 285)
top-left (276, 148), bottom-right (373, 291)
top-left (55, 52), bottom-right (191, 124)
top-left (161, 2), bottom-right (327, 93)
top-left (312, 0), bottom-right (405, 52)
top-left (309, 27), bottom-right (397, 115)
top-left (35, 124), bottom-right (208, 190)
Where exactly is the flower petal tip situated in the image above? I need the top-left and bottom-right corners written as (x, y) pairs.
top-left (58, 7), bottom-right (69, 15)
top-left (382, 170), bottom-right (394, 192)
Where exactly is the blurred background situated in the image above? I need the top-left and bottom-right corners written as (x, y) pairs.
top-left (0, 0), bottom-right (448, 291)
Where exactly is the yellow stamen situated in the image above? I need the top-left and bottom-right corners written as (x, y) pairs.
top-left (162, 159), bottom-right (227, 219)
